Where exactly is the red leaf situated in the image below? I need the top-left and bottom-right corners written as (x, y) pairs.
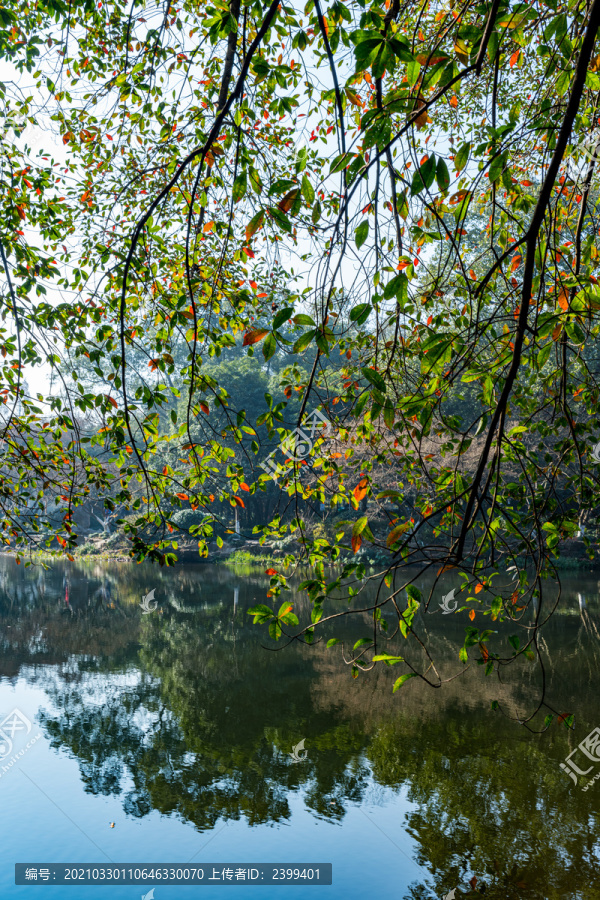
top-left (200, 401), bottom-right (209, 414)
top-left (176, 493), bottom-right (189, 501)
top-left (351, 533), bottom-right (362, 553)
top-left (265, 568), bottom-right (278, 575)
top-left (232, 496), bottom-right (245, 508)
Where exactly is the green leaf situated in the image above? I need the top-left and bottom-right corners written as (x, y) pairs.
top-left (301, 173), bottom-right (314, 204)
top-left (272, 307), bottom-right (294, 330)
top-left (269, 205), bottom-right (292, 233)
top-left (420, 154), bottom-right (436, 188)
top-left (293, 329), bottom-right (316, 352)
top-left (262, 333), bottom-right (276, 361)
top-left (292, 313), bottom-right (316, 325)
top-left (350, 303), bottom-right (371, 324)
top-left (353, 637), bottom-right (372, 649)
top-left (354, 37), bottom-right (384, 70)
top-left (315, 331), bottom-right (331, 355)
top-left (330, 151), bottom-right (354, 174)
top-left (488, 151), bottom-right (506, 183)
top-left (353, 515), bottom-right (369, 537)
top-left (454, 142), bottom-right (470, 173)
top-left (327, 638), bottom-right (340, 648)
top-left (247, 604), bottom-right (275, 623)
top-left (388, 37), bottom-right (415, 63)
top-left (393, 672), bottom-right (417, 692)
top-left (232, 172), bottom-right (247, 202)
top-left (383, 273), bottom-right (407, 300)
top-left (355, 219), bottom-right (369, 249)
top-left (372, 653), bottom-right (404, 664)
top-left (312, 199), bottom-right (321, 224)
top-left (406, 58), bottom-right (421, 87)
top-left (361, 366), bottom-right (386, 392)
top-left (436, 156), bottom-right (450, 192)
top-left (508, 634), bottom-right (520, 651)
top-left (383, 401), bottom-right (395, 429)
top-left (459, 647), bottom-right (468, 663)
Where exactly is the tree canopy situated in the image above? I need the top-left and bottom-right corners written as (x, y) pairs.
top-left (1, 0), bottom-right (600, 723)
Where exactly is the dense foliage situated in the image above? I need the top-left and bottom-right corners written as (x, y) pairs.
top-left (2, 0), bottom-right (600, 722)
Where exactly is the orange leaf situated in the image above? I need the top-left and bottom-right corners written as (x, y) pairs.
top-left (243, 328), bottom-right (269, 346)
top-left (200, 401), bottom-right (209, 414)
top-left (469, 609), bottom-right (476, 620)
top-left (449, 94), bottom-right (458, 108)
top-left (176, 492), bottom-right (189, 501)
top-left (351, 533), bottom-right (362, 553)
top-left (474, 583), bottom-right (483, 594)
top-left (353, 476), bottom-right (369, 501)
top-left (106, 395), bottom-right (118, 408)
top-left (239, 482), bottom-right (250, 491)
top-left (265, 568), bottom-right (277, 575)
top-left (509, 49), bottom-right (520, 68)
top-left (203, 221), bottom-right (214, 233)
top-left (552, 324), bottom-right (562, 341)
top-left (557, 288), bottom-right (569, 311)
top-left (510, 254), bottom-right (522, 272)
top-left (232, 495), bottom-right (245, 508)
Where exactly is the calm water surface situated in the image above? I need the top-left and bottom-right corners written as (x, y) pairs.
top-left (0, 557), bottom-right (599, 899)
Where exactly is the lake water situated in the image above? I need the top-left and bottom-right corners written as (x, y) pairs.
top-left (1, 557), bottom-right (599, 899)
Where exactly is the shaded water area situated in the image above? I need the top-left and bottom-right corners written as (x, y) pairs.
top-left (1, 556), bottom-right (600, 899)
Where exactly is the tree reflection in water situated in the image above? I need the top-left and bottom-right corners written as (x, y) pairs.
top-left (1, 556), bottom-right (600, 898)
